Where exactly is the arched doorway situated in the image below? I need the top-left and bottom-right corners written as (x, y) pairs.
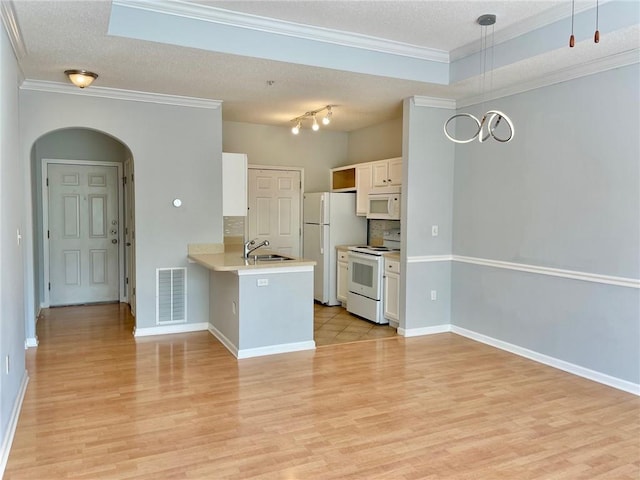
top-left (30, 128), bottom-right (136, 327)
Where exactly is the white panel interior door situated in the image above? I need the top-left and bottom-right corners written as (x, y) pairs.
top-left (48, 163), bottom-right (120, 305)
top-left (247, 168), bottom-right (301, 256)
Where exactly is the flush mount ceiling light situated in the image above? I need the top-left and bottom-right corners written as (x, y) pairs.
top-left (290, 105), bottom-right (334, 134)
top-left (444, 15), bottom-right (514, 144)
top-left (64, 69), bottom-right (98, 89)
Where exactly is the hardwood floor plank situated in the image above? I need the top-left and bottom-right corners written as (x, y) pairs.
top-left (3, 303), bottom-right (639, 479)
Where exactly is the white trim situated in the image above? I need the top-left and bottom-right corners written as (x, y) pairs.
top-left (412, 96), bottom-right (457, 110)
top-left (405, 254), bottom-right (639, 288)
top-left (0, 372), bottom-right (29, 477)
top-left (115, 0), bottom-right (449, 63)
top-left (133, 322), bottom-right (208, 337)
top-left (454, 255), bottom-right (639, 289)
top-left (237, 341), bottom-right (316, 359)
top-left (398, 324), bottom-right (451, 337)
top-left (407, 254), bottom-right (453, 264)
top-left (456, 49), bottom-right (640, 109)
top-left (451, 325), bottom-right (640, 396)
top-left (0, 0), bottom-right (27, 59)
top-left (20, 80), bottom-right (222, 109)
top-left (24, 337), bottom-right (38, 349)
top-left (42, 159), bottom-right (126, 307)
top-left (208, 324), bottom-right (239, 358)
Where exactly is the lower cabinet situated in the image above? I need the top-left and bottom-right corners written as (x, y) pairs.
top-left (336, 249), bottom-right (349, 304)
top-left (384, 257), bottom-right (400, 324)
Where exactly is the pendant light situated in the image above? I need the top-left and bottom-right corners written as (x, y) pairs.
top-left (443, 14), bottom-right (514, 144)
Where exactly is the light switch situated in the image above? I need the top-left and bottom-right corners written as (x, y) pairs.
top-left (257, 278), bottom-right (269, 287)
top-left (431, 225), bottom-right (439, 237)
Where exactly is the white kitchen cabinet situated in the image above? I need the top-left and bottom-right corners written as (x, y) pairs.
top-left (336, 248), bottom-right (349, 304)
top-left (355, 163), bottom-right (372, 216)
top-left (372, 157), bottom-right (402, 188)
top-left (222, 152), bottom-right (248, 216)
top-left (384, 256), bottom-right (400, 324)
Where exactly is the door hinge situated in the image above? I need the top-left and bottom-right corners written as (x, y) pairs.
top-left (47, 230), bottom-right (50, 239)
top-left (122, 176), bottom-right (127, 186)
top-left (131, 174), bottom-right (134, 183)
top-left (46, 178), bottom-right (49, 187)
top-left (48, 283), bottom-right (51, 291)
top-left (126, 277), bottom-right (129, 285)
top-left (133, 287), bottom-right (136, 295)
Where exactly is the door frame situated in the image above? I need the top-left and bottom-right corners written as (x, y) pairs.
top-left (41, 159), bottom-right (125, 307)
top-left (246, 164), bottom-right (305, 256)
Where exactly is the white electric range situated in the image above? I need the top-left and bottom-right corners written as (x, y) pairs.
top-left (346, 230), bottom-right (400, 324)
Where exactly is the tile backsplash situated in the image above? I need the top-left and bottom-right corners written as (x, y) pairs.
top-left (368, 219), bottom-right (401, 246)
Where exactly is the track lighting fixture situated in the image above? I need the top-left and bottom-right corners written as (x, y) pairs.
top-left (290, 105), bottom-right (335, 134)
top-left (322, 106), bottom-right (332, 125)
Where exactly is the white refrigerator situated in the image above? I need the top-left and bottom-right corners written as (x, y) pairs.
top-left (303, 192), bottom-right (367, 305)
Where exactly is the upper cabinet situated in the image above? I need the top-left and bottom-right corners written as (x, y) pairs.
top-left (330, 165), bottom-right (357, 191)
top-left (355, 163), bottom-right (372, 216)
top-left (331, 157), bottom-right (402, 216)
top-left (222, 152), bottom-right (248, 216)
top-left (372, 157), bottom-right (402, 188)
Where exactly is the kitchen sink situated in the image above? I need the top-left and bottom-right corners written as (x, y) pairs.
top-left (248, 254), bottom-right (294, 262)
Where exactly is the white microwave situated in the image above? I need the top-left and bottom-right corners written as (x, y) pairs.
top-left (367, 191), bottom-right (401, 220)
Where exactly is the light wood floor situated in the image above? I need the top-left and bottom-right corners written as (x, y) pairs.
top-left (4, 303), bottom-right (639, 479)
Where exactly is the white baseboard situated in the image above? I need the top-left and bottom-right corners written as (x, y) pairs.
top-left (133, 322), bottom-right (208, 337)
top-left (398, 324), bottom-right (451, 337)
top-left (237, 341), bottom-right (316, 359)
top-left (208, 324), bottom-right (239, 358)
top-left (207, 324), bottom-right (315, 359)
top-left (0, 372), bottom-right (29, 477)
top-left (24, 337), bottom-right (38, 349)
top-left (451, 325), bottom-right (640, 396)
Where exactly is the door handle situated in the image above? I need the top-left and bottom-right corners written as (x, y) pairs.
top-left (111, 239), bottom-right (118, 244)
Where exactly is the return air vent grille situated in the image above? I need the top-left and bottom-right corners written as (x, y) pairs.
top-left (156, 267), bottom-right (187, 325)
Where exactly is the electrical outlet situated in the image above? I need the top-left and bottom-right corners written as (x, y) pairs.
top-left (430, 290), bottom-right (437, 301)
top-left (257, 278), bottom-right (269, 287)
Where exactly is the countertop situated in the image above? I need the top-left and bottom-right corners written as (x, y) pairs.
top-left (188, 245), bottom-right (316, 272)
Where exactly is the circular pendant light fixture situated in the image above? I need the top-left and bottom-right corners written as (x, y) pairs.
top-left (443, 15), bottom-right (514, 144)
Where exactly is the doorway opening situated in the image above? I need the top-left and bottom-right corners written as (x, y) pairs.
top-left (31, 128), bottom-right (136, 320)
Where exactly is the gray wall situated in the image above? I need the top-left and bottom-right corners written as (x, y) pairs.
top-left (223, 121), bottom-right (349, 193)
top-left (20, 91), bottom-right (223, 336)
top-left (347, 116), bottom-right (402, 163)
top-left (31, 129), bottom-right (130, 307)
top-left (0, 21), bottom-right (27, 461)
top-left (452, 64), bottom-right (640, 384)
top-left (401, 98), bottom-right (455, 330)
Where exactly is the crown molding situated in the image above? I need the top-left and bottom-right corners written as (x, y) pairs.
top-left (456, 48), bottom-right (640, 109)
top-left (113, 0), bottom-right (449, 63)
top-left (0, 0), bottom-right (27, 59)
top-left (19, 80), bottom-right (222, 109)
top-left (413, 96), bottom-right (457, 110)
top-left (450, 1), bottom-right (612, 61)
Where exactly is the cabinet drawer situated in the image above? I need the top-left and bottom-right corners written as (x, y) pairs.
top-left (337, 250), bottom-right (349, 262)
top-left (385, 259), bottom-right (400, 274)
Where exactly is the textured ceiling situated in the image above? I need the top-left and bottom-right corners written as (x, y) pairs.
top-left (7, 0), bottom-right (639, 132)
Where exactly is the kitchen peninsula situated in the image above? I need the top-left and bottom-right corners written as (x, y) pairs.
top-left (188, 244), bottom-right (316, 359)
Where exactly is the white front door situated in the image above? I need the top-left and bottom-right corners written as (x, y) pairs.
top-left (247, 168), bottom-right (302, 256)
top-left (48, 163), bottom-right (120, 306)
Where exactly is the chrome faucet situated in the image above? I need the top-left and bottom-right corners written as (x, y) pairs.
top-left (243, 238), bottom-right (270, 258)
